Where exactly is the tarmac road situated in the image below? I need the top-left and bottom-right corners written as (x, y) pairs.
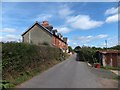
top-left (18, 54), bottom-right (117, 88)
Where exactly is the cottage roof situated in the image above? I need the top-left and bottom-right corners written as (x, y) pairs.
top-left (21, 21), bottom-right (53, 36)
top-left (21, 21), bottom-right (68, 44)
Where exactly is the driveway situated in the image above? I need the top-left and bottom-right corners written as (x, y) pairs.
top-left (18, 54), bottom-right (118, 88)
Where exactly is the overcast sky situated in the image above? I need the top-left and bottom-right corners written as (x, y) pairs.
top-left (1, 2), bottom-right (119, 48)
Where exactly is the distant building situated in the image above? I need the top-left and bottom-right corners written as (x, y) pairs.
top-left (97, 50), bottom-right (120, 67)
top-left (21, 21), bottom-right (68, 52)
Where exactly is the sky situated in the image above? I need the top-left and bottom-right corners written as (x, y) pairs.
top-left (1, 2), bottom-right (119, 48)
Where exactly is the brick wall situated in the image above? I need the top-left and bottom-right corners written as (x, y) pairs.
top-left (52, 36), bottom-right (68, 52)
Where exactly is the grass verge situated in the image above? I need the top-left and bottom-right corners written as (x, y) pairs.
top-left (100, 66), bottom-right (120, 71)
top-left (113, 76), bottom-right (120, 80)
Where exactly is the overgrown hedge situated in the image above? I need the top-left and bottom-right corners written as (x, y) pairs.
top-left (2, 42), bottom-right (66, 87)
top-left (75, 47), bottom-right (98, 64)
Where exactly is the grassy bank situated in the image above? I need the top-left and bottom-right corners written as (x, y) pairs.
top-left (2, 42), bottom-right (68, 88)
top-left (100, 66), bottom-right (120, 71)
top-left (113, 76), bottom-right (120, 80)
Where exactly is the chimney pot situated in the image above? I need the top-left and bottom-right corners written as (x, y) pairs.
top-left (42, 21), bottom-right (49, 27)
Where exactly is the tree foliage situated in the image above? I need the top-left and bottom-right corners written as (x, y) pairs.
top-left (74, 46), bottom-right (100, 64)
top-left (77, 47), bottom-right (97, 64)
top-left (109, 45), bottom-right (120, 50)
top-left (68, 46), bottom-right (73, 53)
top-left (74, 46), bottom-right (81, 52)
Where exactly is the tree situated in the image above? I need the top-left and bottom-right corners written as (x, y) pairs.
top-left (68, 46), bottom-right (73, 53)
top-left (74, 46), bottom-right (98, 64)
top-left (92, 46), bottom-right (103, 50)
top-left (74, 46), bottom-right (81, 52)
top-left (110, 45), bottom-right (120, 50)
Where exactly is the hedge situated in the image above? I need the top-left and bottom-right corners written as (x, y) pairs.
top-left (76, 47), bottom-right (98, 64)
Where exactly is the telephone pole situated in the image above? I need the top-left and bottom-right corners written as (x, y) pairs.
top-left (105, 40), bottom-right (107, 50)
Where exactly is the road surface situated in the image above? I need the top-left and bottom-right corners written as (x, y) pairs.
top-left (18, 54), bottom-right (117, 88)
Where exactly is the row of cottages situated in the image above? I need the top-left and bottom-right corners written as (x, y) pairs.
top-left (21, 21), bottom-right (68, 52)
top-left (97, 50), bottom-right (120, 67)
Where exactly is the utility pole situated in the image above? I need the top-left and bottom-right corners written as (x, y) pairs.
top-left (105, 40), bottom-right (107, 50)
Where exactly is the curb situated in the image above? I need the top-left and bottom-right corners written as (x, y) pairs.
top-left (87, 62), bottom-right (92, 67)
top-left (110, 70), bottom-right (120, 76)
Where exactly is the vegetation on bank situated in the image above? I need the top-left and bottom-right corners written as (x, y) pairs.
top-left (2, 42), bottom-right (68, 88)
top-left (113, 75), bottom-right (120, 80)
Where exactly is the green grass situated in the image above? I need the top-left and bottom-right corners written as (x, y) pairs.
top-left (0, 80), bottom-right (14, 88)
top-left (113, 75), bottom-right (120, 80)
top-left (100, 66), bottom-right (120, 71)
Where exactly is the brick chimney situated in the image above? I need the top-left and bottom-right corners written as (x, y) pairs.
top-left (42, 21), bottom-right (49, 27)
top-left (41, 21), bottom-right (53, 31)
